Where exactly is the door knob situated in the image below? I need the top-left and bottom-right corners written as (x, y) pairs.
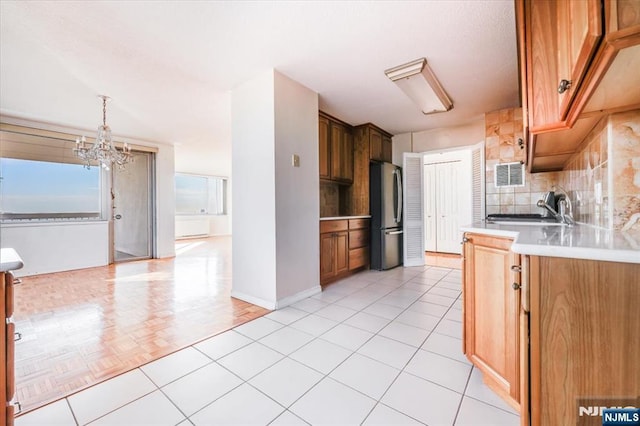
top-left (115, 214), bottom-right (122, 220)
top-left (558, 79), bottom-right (572, 94)
top-left (512, 282), bottom-right (521, 290)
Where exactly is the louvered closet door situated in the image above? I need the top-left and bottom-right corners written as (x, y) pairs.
top-left (403, 153), bottom-right (424, 267)
top-left (423, 164), bottom-right (437, 252)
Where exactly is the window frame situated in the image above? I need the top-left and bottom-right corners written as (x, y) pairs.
top-left (0, 157), bottom-right (105, 222)
top-left (175, 173), bottom-right (227, 216)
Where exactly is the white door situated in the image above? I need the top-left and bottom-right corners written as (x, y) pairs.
top-left (403, 153), bottom-right (424, 267)
top-left (423, 164), bottom-right (437, 251)
top-left (436, 161), bottom-right (463, 253)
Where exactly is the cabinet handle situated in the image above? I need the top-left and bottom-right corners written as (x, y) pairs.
top-left (13, 400), bottom-right (22, 415)
top-left (558, 79), bottom-right (572, 94)
top-left (510, 265), bottom-right (522, 272)
top-left (461, 237), bottom-right (469, 244)
top-left (15, 332), bottom-right (22, 341)
top-left (512, 282), bottom-right (521, 290)
top-left (13, 277), bottom-right (23, 285)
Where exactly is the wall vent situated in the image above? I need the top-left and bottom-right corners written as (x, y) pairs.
top-left (495, 162), bottom-right (525, 187)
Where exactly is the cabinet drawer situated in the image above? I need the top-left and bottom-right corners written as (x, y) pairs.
top-left (349, 229), bottom-right (369, 249)
top-left (348, 218), bottom-right (369, 230)
top-left (349, 247), bottom-right (369, 270)
top-left (320, 220), bottom-right (348, 234)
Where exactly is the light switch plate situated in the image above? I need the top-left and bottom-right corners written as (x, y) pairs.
top-left (292, 154), bottom-right (300, 167)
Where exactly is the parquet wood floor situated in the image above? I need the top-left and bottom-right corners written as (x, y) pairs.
top-left (12, 236), bottom-right (270, 414)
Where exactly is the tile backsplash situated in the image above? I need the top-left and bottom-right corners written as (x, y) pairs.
top-left (562, 109), bottom-right (640, 230)
top-left (485, 108), bottom-right (640, 230)
top-left (485, 108), bottom-right (560, 216)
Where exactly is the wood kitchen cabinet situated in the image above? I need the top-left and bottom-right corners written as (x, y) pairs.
top-left (319, 112), bottom-right (353, 184)
top-left (462, 233), bottom-right (521, 411)
top-left (320, 220), bottom-right (349, 284)
top-left (320, 218), bottom-right (370, 285)
top-left (463, 231), bottom-right (640, 426)
top-left (523, 0), bottom-right (602, 133)
top-left (2, 272), bottom-right (18, 426)
top-left (355, 123), bottom-right (393, 163)
top-left (527, 256), bottom-right (640, 426)
top-left (348, 218), bottom-right (370, 270)
top-left (517, 0), bottom-right (640, 171)
top-left (319, 115), bottom-right (330, 180)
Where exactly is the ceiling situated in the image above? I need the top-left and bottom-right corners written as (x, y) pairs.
top-left (0, 1), bottom-right (519, 173)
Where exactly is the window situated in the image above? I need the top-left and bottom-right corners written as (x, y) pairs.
top-left (0, 157), bottom-right (101, 220)
top-left (175, 174), bottom-right (226, 215)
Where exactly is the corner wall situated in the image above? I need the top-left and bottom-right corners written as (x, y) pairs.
top-left (231, 69), bottom-right (320, 309)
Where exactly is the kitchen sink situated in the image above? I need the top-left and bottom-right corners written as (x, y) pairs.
top-left (486, 213), bottom-right (563, 226)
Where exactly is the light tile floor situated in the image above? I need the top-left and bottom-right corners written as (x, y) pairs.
top-left (15, 266), bottom-right (519, 426)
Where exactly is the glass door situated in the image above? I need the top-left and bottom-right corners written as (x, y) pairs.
top-left (112, 151), bottom-right (154, 262)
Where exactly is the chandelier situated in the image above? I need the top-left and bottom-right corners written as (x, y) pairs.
top-left (74, 95), bottom-right (132, 170)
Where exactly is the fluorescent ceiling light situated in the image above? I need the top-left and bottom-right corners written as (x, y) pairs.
top-left (385, 58), bottom-right (453, 115)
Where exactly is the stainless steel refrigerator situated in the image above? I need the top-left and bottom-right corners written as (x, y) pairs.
top-left (370, 162), bottom-right (403, 270)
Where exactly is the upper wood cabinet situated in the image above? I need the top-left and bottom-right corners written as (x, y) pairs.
top-left (319, 113), bottom-right (353, 184)
top-left (518, 0), bottom-right (640, 171)
top-left (524, 0), bottom-right (602, 133)
top-left (355, 123), bottom-right (393, 163)
top-left (319, 115), bottom-right (330, 180)
top-left (463, 233), bottom-right (521, 410)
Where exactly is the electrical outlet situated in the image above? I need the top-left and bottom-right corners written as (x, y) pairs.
top-left (292, 154), bottom-right (300, 167)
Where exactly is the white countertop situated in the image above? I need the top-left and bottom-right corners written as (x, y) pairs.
top-left (461, 222), bottom-right (640, 264)
top-left (0, 248), bottom-right (25, 271)
top-left (320, 215), bottom-right (371, 221)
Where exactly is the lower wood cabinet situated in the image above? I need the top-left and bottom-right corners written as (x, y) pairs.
top-left (462, 233), bottom-right (521, 410)
top-left (320, 220), bottom-right (349, 284)
top-left (464, 231), bottom-right (640, 426)
top-left (528, 256), bottom-right (640, 426)
top-left (320, 218), bottom-right (370, 285)
top-left (2, 271), bottom-right (18, 426)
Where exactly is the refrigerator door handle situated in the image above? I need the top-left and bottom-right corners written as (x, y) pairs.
top-left (385, 230), bottom-right (404, 235)
top-left (395, 169), bottom-right (403, 223)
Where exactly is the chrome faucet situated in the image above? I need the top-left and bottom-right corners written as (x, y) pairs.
top-left (536, 186), bottom-right (575, 226)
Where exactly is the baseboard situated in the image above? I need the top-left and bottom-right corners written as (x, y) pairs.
top-left (231, 285), bottom-right (322, 311)
top-left (230, 290), bottom-right (277, 310)
top-left (275, 285), bottom-right (322, 309)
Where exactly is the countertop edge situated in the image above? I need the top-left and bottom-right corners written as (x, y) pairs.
top-left (320, 215), bottom-right (371, 221)
top-left (461, 223), bottom-right (640, 264)
top-left (0, 247), bottom-right (25, 271)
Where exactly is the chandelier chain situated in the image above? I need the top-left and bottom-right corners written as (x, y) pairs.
top-left (102, 97), bottom-right (107, 127)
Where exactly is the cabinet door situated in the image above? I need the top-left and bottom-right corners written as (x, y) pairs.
top-left (320, 233), bottom-right (335, 281)
top-left (319, 115), bottom-right (330, 180)
top-left (341, 130), bottom-right (354, 183)
top-left (369, 128), bottom-right (383, 161)
top-left (335, 231), bottom-right (349, 275)
top-left (382, 134), bottom-right (392, 163)
top-left (330, 122), bottom-right (346, 181)
top-left (556, 0), bottom-right (602, 119)
top-left (463, 233), bottom-right (520, 409)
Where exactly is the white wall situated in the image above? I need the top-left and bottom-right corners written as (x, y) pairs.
top-left (0, 116), bottom-right (176, 275)
top-left (231, 70), bottom-right (278, 306)
top-left (273, 71), bottom-right (320, 303)
top-left (231, 69), bottom-right (320, 309)
top-left (1, 222), bottom-right (109, 277)
top-left (154, 144), bottom-right (176, 258)
top-left (393, 119), bottom-right (484, 164)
